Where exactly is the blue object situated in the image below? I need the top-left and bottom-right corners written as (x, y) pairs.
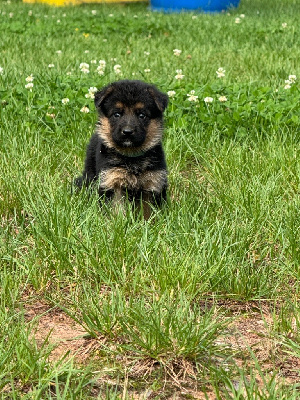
top-left (151, 0), bottom-right (240, 12)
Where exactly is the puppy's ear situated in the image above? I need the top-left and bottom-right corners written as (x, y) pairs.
top-left (94, 85), bottom-right (114, 110)
top-left (148, 87), bottom-right (169, 113)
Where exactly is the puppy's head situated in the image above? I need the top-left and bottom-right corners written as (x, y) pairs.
top-left (94, 80), bottom-right (168, 155)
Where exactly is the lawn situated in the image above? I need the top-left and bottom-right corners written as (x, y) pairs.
top-left (0, 0), bottom-right (300, 398)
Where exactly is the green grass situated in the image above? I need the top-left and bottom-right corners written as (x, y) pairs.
top-left (1, 0), bottom-right (300, 397)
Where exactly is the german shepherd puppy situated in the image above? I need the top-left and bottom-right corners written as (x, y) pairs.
top-left (75, 80), bottom-right (169, 218)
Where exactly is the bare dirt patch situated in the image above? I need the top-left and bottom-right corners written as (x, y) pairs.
top-left (22, 296), bottom-right (300, 398)
top-left (24, 299), bottom-right (94, 363)
top-left (220, 300), bottom-right (300, 384)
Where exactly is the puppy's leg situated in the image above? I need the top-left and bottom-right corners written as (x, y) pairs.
top-left (111, 187), bottom-right (126, 215)
top-left (140, 192), bottom-right (153, 220)
top-left (140, 188), bottom-right (168, 219)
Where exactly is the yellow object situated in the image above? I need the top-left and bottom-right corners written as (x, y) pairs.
top-left (24, 0), bottom-right (146, 5)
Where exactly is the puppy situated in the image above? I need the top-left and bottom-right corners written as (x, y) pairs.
top-left (75, 80), bottom-right (169, 218)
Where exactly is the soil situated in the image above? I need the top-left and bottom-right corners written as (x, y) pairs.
top-left (24, 300), bottom-right (94, 363)
top-left (23, 297), bottom-right (300, 399)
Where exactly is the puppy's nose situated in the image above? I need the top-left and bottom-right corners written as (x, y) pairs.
top-left (122, 128), bottom-right (134, 136)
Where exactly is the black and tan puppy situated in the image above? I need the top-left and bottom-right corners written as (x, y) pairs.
top-left (75, 80), bottom-right (169, 218)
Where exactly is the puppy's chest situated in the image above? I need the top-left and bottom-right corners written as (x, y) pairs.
top-left (99, 160), bottom-right (166, 193)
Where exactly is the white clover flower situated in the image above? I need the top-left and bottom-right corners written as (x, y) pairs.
top-left (25, 83), bottom-right (34, 91)
top-left (235, 17), bottom-right (241, 24)
top-left (9, 12), bottom-right (13, 18)
top-left (0, 67), bottom-right (4, 75)
top-left (91, 60), bottom-right (97, 64)
top-left (91, 10), bottom-right (97, 15)
top-left (282, 22), bottom-right (287, 28)
top-left (103, 38), bottom-right (108, 42)
top-left (57, 19), bottom-right (61, 23)
top-left (25, 75), bottom-right (34, 82)
top-left (204, 97), bottom-right (214, 103)
top-left (175, 69), bottom-right (184, 80)
top-left (48, 64), bottom-right (55, 68)
top-left (219, 96), bottom-right (228, 102)
top-left (216, 67), bottom-right (225, 78)
top-left (80, 62), bottom-right (90, 73)
top-left (144, 68), bottom-right (151, 73)
top-left (80, 106), bottom-right (90, 113)
top-left (113, 64), bottom-right (122, 74)
top-left (192, 15), bottom-right (197, 19)
top-left (109, 14), bottom-right (114, 17)
top-left (284, 78), bottom-right (294, 89)
top-left (173, 49), bottom-right (182, 56)
top-left (97, 61), bottom-right (106, 75)
top-left (28, 10), bottom-right (33, 16)
top-left (56, 50), bottom-right (62, 54)
top-left (187, 91), bottom-right (198, 102)
top-left (66, 72), bottom-right (72, 76)
top-left (85, 87), bottom-right (98, 99)
top-left (46, 113), bottom-right (55, 119)
top-left (97, 68), bottom-right (105, 76)
top-left (240, 14), bottom-right (245, 18)
top-left (284, 76), bottom-right (297, 88)
top-left (167, 90), bottom-right (176, 98)
top-left (84, 50), bottom-right (89, 54)
top-left (144, 51), bottom-right (150, 56)
top-left (62, 14), bottom-right (66, 17)
top-left (62, 98), bottom-right (69, 104)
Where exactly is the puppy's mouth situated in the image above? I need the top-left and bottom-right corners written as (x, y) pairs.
top-left (122, 140), bottom-right (133, 147)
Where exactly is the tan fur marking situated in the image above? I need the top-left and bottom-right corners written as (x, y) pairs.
top-left (100, 168), bottom-right (137, 191)
top-left (133, 102), bottom-right (145, 110)
top-left (139, 170), bottom-right (167, 193)
top-left (115, 102), bottom-right (124, 109)
top-left (140, 119), bottom-right (163, 152)
top-left (100, 168), bottom-right (167, 193)
top-left (96, 117), bottom-right (115, 148)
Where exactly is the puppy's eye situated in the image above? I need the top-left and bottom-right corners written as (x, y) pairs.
top-left (113, 112), bottom-right (121, 118)
top-left (138, 113), bottom-right (146, 119)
